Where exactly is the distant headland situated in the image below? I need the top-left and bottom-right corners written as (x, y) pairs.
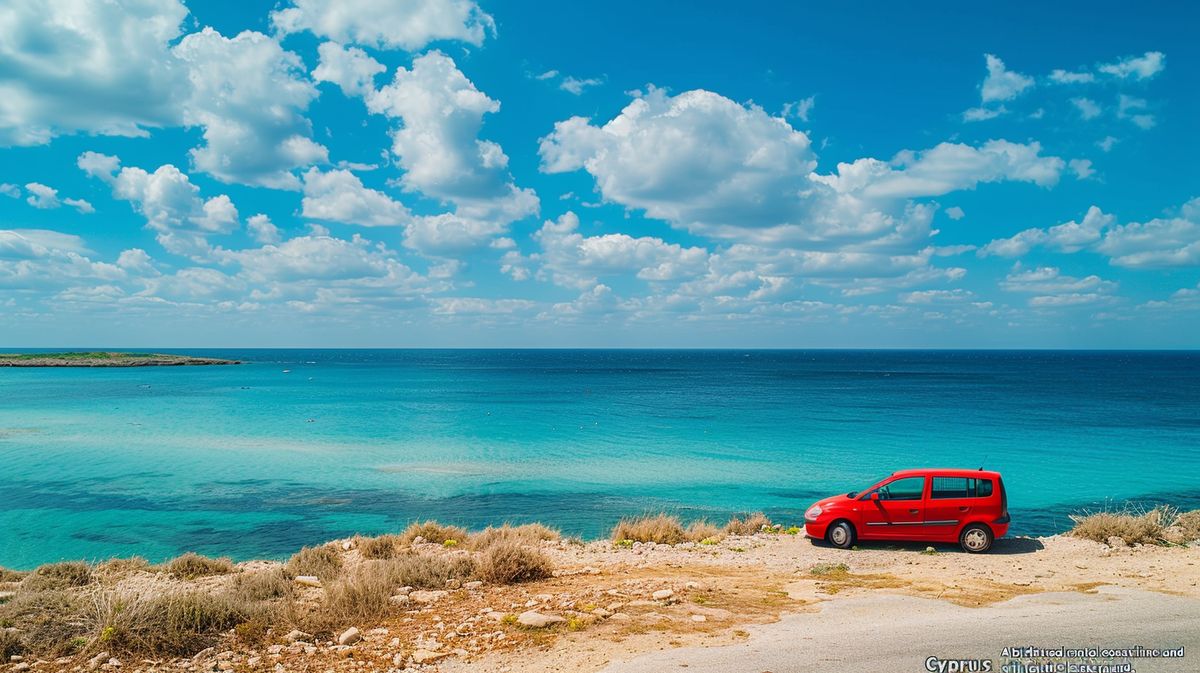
top-left (0, 351), bottom-right (241, 367)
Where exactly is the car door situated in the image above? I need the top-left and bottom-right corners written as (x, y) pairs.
top-left (924, 476), bottom-right (972, 541)
top-left (858, 475), bottom-right (927, 538)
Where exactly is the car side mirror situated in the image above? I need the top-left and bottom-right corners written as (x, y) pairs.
top-left (870, 492), bottom-right (880, 501)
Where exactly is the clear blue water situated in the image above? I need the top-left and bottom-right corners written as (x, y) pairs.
top-left (2, 349), bottom-right (1198, 569)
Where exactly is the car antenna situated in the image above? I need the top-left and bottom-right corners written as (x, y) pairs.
top-left (978, 456), bottom-right (988, 470)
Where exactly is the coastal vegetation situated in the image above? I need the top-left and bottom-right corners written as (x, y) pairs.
top-left (0, 513), bottom-right (1197, 665)
top-left (0, 352), bottom-right (239, 367)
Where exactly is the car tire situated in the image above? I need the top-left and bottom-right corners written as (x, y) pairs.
top-left (959, 524), bottom-right (993, 553)
top-left (826, 521), bottom-right (855, 549)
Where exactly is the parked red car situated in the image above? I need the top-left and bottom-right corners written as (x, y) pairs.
top-left (804, 468), bottom-right (1010, 552)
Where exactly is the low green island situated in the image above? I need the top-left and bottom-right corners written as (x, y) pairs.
top-left (0, 351), bottom-right (241, 367)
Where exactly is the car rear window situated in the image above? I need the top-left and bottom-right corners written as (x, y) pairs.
top-left (931, 477), bottom-right (994, 499)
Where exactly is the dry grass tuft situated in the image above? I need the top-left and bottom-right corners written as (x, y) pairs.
top-left (611, 514), bottom-right (687, 545)
top-left (468, 523), bottom-right (560, 550)
top-left (685, 520), bottom-right (725, 543)
top-left (320, 562), bottom-right (396, 627)
top-left (0, 567), bottom-right (27, 584)
top-left (95, 557), bottom-right (151, 578)
top-left (387, 552), bottom-right (477, 589)
top-left (476, 541), bottom-right (553, 584)
top-left (398, 520), bottom-right (469, 546)
top-left (725, 512), bottom-right (773, 536)
top-left (90, 590), bottom-right (257, 656)
top-left (21, 561), bottom-right (93, 592)
top-left (1167, 509), bottom-right (1200, 543)
top-left (0, 629), bottom-right (23, 658)
top-left (359, 534), bottom-right (403, 560)
top-left (0, 590), bottom-right (89, 656)
top-left (232, 567), bottom-right (293, 601)
top-left (1068, 506), bottom-right (1174, 545)
top-left (163, 553), bottom-right (234, 580)
top-left (286, 544), bottom-right (343, 582)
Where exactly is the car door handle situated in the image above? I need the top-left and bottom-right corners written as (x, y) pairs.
top-left (908, 509), bottom-right (919, 515)
top-left (958, 506), bottom-right (970, 512)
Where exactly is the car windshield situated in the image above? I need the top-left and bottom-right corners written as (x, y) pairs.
top-left (846, 491), bottom-right (858, 498)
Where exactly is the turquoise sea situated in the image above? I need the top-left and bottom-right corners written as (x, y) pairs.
top-left (2, 349), bottom-right (1199, 569)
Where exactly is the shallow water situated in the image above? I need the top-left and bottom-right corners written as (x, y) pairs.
top-left (2, 349), bottom-right (1198, 568)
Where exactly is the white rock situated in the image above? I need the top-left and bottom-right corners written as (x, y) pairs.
top-left (410, 589), bottom-right (448, 604)
top-left (284, 629), bottom-right (311, 642)
top-left (486, 611), bottom-right (508, 621)
top-left (341, 540), bottom-right (352, 551)
top-left (337, 627), bottom-right (361, 645)
top-left (610, 612), bottom-right (631, 621)
top-left (516, 611), bottom-right (566, 628)
top-left (388, 594), bottom-right (411, 606)
top-left (464, 580), bottom-right (483, 590)
top-left (294, 575), bottom-right (321, 587)
top-left (685, 581), bottom-right (702, 590)
top-left (87, 653), bottom-right (110, 670)
top-left (412, 535), bottom-right (427, 545)
top-left (534, 593), bottom-right (553, 601)
top-left (411, 649), bottom-right (451, 664)
top-left (652, 589), bottom-right (674, 600)
top-left (591, 607), bottom-right (612, 618)
top-left (691, 614), bottom-right (707, 622)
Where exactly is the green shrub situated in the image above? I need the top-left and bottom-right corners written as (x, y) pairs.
top-left (21, 562), bottom-right (93, 591)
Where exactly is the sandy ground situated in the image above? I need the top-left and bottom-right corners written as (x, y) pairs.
top-left (4, 533), bottom-right (1198, 673)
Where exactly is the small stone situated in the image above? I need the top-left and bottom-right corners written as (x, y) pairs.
top-left (391, 653), bottom-right (406, 666)
top-left (337, 627), bottom-right (361, 645)
top-left (388, 594), bottom-right (411, 605)
top-left (591, 607), bottom-right (612, 618)
top-left (341, 540), bottom-right (352, 551)
top-left (652, 589), bottom-right (674, 600)
top-left (583, 566), bottom-right (600, 575)
top-left (464, 580), bottom-right (483, 590)
top-left (294, 576), bottom-right (321, 588)
top-left (690, 614), bottom-right (707, 622)
top-left (534, 593), bottom-right (553, 601)
top-left (284, 629), bottom-right (311, 642)
top-left (1107, 536), bottom-right (1129, 548)
top-left (107, 658), bottom-right (123, 668)
top-left (411, 650), bottom-right (451, 665)
top-left (13, 664), bottom-right (30, 672)
top-left (609, 612), bottom-right (631, 621)
top-left (486, 611), bottom-right (508, 621)
top-left (412, 535), bottom-right (426, 545)
top-left (516, 611), bottom-right (566, 628)
top-left (267, 645), bottom-right (284, 655)
top-left (410, 589), bottom-right (448, 604)
top-left (685, 581), bottom-right (702, 590)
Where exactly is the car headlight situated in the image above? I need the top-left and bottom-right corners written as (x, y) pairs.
top-left (804, 505), bottom-right (823, 521)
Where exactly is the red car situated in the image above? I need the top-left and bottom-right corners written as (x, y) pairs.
top-left (803, 468), bottom-right (1010, 553)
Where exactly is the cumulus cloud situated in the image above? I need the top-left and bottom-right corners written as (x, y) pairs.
top-left (1099, 51), bottom-right (1166, 80)
top-left (1001, 264), bottom-right (1116, 294)
top-left (945, 206), bottom-right (965, 220)
top-left (532, 212), bottom-right (710, 288)
top-left (80, 153), bottom-right (239, 258)
top-left (23, 183), bottom-right (94, 213)
top-left (174, 29), bottom-right (327, 190)
top-left (364, 51), bottom-right (538, 225)
top-left (1071, 97), bottom-right (1102, 120)
top-left (963, 106), bottom-right (1006, 122)
top-left (979, 54), bottom-right (1034, 103)
top-left (560, 76), bottom-right (604, 95)
top-left (1117, 95), bottom-right (1155, 130)
top-left (1049, 69), bottom-right (1095, 84)
top-left (313, 42), bottom-right (385, 97)
top-left (247, 215), bottom-right (281, 245)
top-left (1069, 159), bottom-right (1095, 180)
top-left (301, 168), bottom-right (410, 227)
top-left (783, 96), bottom-right (816, 122)
top-left (0, 0), bottom-right (189, 146)
top-left (271, 0), bottom-right (495, 50)
top-left (0, 229), bottom-right (123, 290)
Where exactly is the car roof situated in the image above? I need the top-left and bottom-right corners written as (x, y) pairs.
top-left (891, 468), bottom-right (1002, 479)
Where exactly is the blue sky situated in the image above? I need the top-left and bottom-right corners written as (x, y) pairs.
top-left (0, 0), bottom-right (1197, 348)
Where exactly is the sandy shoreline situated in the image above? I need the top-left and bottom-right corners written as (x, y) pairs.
top-left (2, 531), bottom-right (1197, 673)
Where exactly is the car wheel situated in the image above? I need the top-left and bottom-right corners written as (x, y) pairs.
top-left (959, 524), bottom-right (993, 553)
top-left (826, 521), bottom-right (855, 549)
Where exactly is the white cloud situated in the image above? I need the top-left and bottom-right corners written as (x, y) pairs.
top-left (23, 183), bottom-right (94, 213)
top-left (0, 0), bottom-right (189, 146)
top-left (1049, 69), bottom-right (1095, 84)
top-left (173, 28), bottom-right (327, 190)
top-left (1095, 198), bottom-right (1200, 268)
top-left (365, 51), bottom-right (538, 224)
top-left (1028, 293), bottom-right (1112, 307)
top-left (783, 96), bottom-right (816, 122)
top-left (1097, 136), bottom-right (1118, 153)
top-left (900, 289), bottom-right (974, 304)
top-left (560, 76), bottom-right (604, 95)
top-left (271, 0), bottom-right (495, 51)
top-left (963, 106), bottom-right (1006, 122)
top-left (116, 248), bottom-right (158, 276)
top-left (24, 183), bottom-right (60, 210)
top-left (979, 54), bottom-right (1034, 103)
top-left (1069, 159), bottom-right (1095, 180)
top-left (945, 206), bottom-right (965, 220)
top-left (1117, 95), bottom-right (1155, 130)
top-left (1071, 97), bottom-right (1102, 120)
top-left (980, 205), bottom-right (1115, 257)
top-left (313, 42), bottom-right (385, 97)
top-left (301, 168), bottom-right (410, 227)
top-left (0, 183), bottom-right (19, 198)
top-left (1099, 51), bottom-right (1166, 80)
top-left (81, 153), bottom-right (239, 258)
top-left (533, 212), bottom-right (710, 288)
top-left (0, 229), bottom-right (123, 290)
top-left (247, 215), bottom-right (281, 245)
top-left (1001, 264), bottom-right (1116, 294)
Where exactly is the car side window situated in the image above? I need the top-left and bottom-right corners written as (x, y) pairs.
top-left (931, 477), bottom-right (995, 499)
top-left (877, 476), bottom-right (925, 501)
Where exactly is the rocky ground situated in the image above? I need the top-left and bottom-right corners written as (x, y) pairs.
top-left (3, 531), bottom-right (1196, 673)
